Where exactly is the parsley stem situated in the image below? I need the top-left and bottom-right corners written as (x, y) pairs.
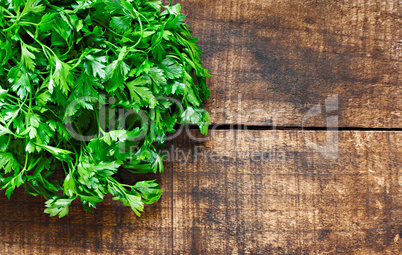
top-left (23, 150), bottom-right (29, 171)
top-left (5, 97), bottom-right (28, 111)
top-left (70, 49), bottom-right (94, 70)
top-left (85, 143), bottom-right (96, 164)
top-left (2, 134), bottom-right (12, 152)
top-left (42, 107), bottom-right (59, 119)
top-left (169, 44), bottom-right (187, 66)
top-left (6, 93), bottom-right (21, 101)
top-left (6, 94), bottom-right (28, 129)
top-left (21, 87), bottom-right (34, 172)
top-left (61, 162), bottom-right (68, 175)
top-left (3, 22), bottom-right (18, 32)
top-left (73, 122), bottom-right (85, 143)
top-left (23, 28), bottom-right (57, 58)
top-left (20, 21), bottom-right (40, 26)
top-left (67, 141), bottom-right (79, 168)
top-left (25, 85), bottom-right (33, 130)
top-left (130, 12), bottom-right (145, 49)
top-left (106, 177), bottom-right (129, 194)
top-left (9, 132), bottom-right (26, 139)
top-left (1, 7), bottom-right (15, 17)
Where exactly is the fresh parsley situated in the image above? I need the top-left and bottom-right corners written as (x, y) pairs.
top-left (0, 0), bottom-right (210, 217)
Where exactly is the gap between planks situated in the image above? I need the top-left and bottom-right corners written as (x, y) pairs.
top-left (180, 124), bottom-right (402, 132)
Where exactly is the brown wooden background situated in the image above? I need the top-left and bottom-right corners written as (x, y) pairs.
top-left (1, 0), bottom-right (401, 254)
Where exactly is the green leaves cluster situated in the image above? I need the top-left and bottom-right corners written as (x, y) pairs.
top-left (0, 0), bottom-right (210, 217)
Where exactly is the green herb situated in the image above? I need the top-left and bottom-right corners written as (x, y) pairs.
top-left (0, 0), bottom-right (210, 217)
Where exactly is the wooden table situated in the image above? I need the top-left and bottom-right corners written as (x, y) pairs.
top-left (1, 0), bottom-right (401, 254)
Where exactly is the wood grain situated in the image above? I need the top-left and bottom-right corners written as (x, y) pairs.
top-left (0, 167), bottom-right (173, 254)
top-left (1, 0), bottom-right (401, 254)
top-left (172, 130), bottom-right (402, 254)
top-left (181, 0), bottom-right (402, 128)
top-left (1, 130), bottom-right (400, 254)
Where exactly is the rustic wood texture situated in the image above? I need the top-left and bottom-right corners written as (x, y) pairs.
top-left (1, 130), bottom-right (401, 254)
top-left (0, 169), bottom-right (174, 254)
top-left (172, 130), bottom-right (402, 254)
top-left (1, 0), bottom-right (401, 254)
top-left (181, 0), bottom-right (402, 128)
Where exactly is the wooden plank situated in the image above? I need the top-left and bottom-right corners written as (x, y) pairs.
top-left (0, 168), bottom-right (173, 254)
top-left (1, 1), bottom-right (401, 253)
top-left (181, 0), bottom-right (402, 128)
top-left (0, 130), bottom-right (400, 254)
top-left (172, 130), bottom-right (402, 254)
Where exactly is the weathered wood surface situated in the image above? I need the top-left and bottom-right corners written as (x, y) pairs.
top-left (181, 0), bottom-right (402, 128)
top-left (1, 130), bottom-right (401, 254)
top-left (172, 130), bottom-right (402, 254)
top-left (1, 0), bottom-right (401, 254)
top-left (0, 171), bottom-right (173, 254)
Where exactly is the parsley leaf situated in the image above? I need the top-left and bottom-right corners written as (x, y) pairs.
top-left (0, 0), bottom-right (210, 218)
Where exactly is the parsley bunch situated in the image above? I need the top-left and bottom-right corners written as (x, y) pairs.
top-left (0, 0), bottom-right (210, 217)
